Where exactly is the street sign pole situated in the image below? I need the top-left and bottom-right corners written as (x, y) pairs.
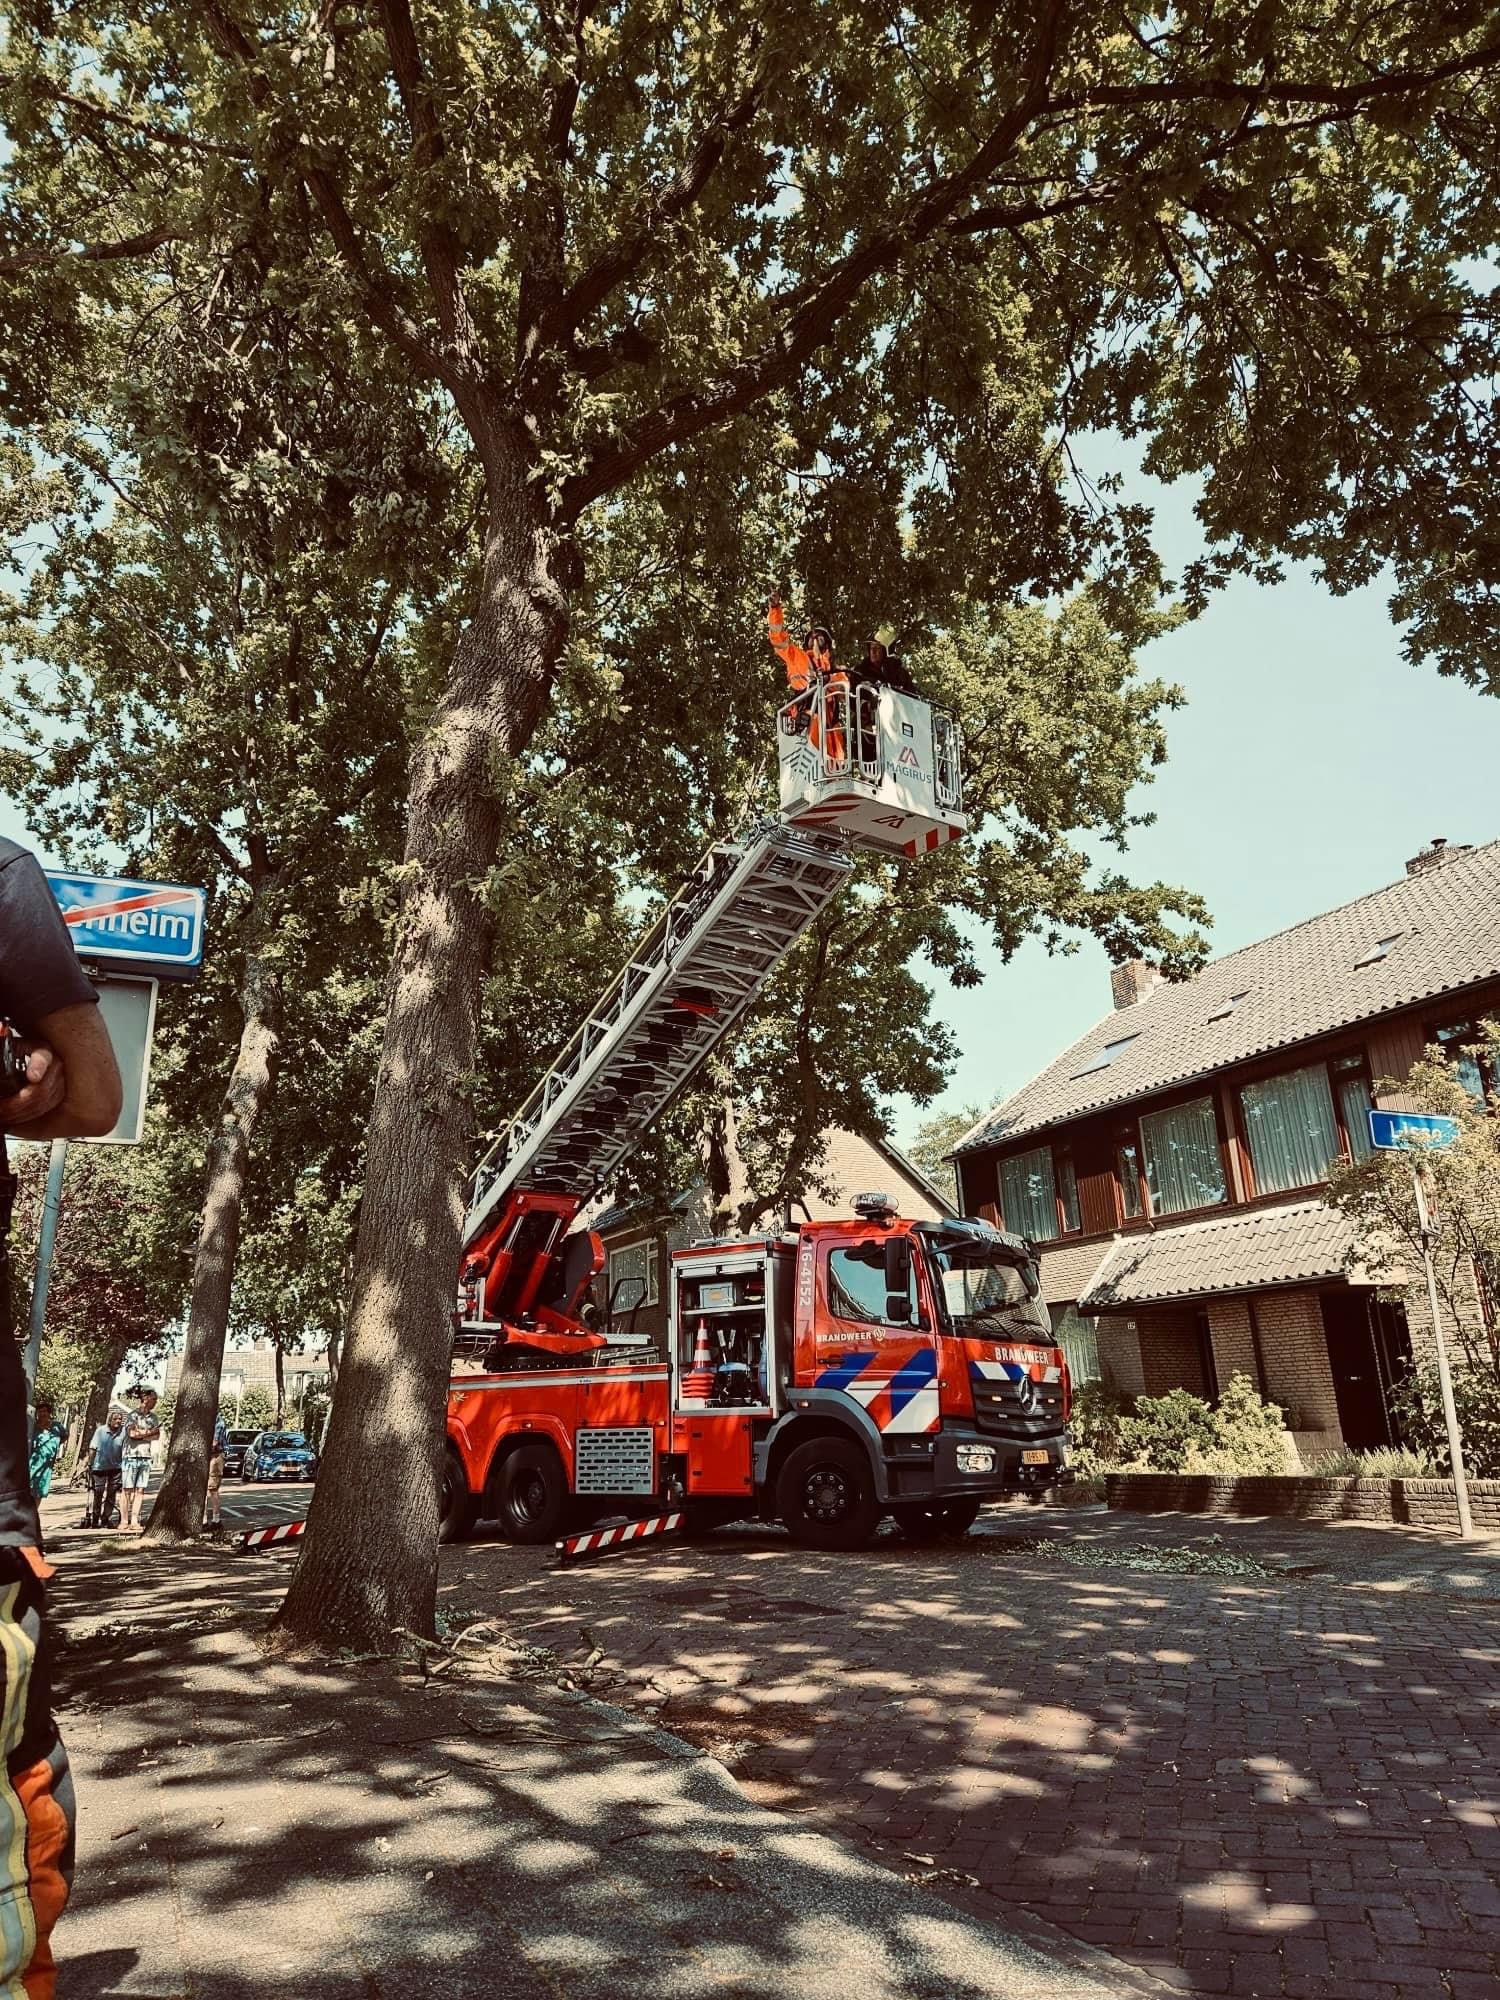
top-left (1409, 1164), bottom-right (1474, 1541)
top-left (22, 1139), bottom-right (69, 1404)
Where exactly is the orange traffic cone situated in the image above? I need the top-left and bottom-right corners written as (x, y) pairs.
top-left (681, 1319), bottom-right (716, 1402)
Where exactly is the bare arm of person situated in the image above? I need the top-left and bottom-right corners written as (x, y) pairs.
top-left (1, 1002), bottom-right (122, 1139)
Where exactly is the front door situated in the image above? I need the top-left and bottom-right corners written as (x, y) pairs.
top-left (1320, 1290), bottom-right (1402, 1449)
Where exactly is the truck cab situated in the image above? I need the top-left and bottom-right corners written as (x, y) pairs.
top-left (443, 1193), bottom-right (1070, 1549)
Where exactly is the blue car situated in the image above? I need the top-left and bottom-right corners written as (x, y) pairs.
top-left (242, 1430), bottom-right (319, 1483)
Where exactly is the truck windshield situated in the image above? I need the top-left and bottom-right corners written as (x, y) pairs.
top-left (929, 1244), bottom-right (1049, 1337)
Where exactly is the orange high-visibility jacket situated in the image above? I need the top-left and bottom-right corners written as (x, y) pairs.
top-left (768, 600), bottom-right (814, 693)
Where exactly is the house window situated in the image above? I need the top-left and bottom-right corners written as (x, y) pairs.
top-left (1057, 1151), bottom-right (1081, 1233)
top-left (1139, 1095), bottom-right (1226, 1215)
top-left (998, 1143), bottom-right (1082, 1241)
top-left (1331, 1052), bottom-right (1375, 1161)
top-left (1073, 1032), bottom-right (1141, 1079)
top-left (1431, 1020), bottom-right (1493, 1104)
top-left (999, 1146), bottom-right (1059, 1241)
top-left (607, 1239), bottom-right (657, 1312)
top-left (1116, 1134), bottom-right (1144, 1219)
top-left (1051, 1305), bottom-right (1101, 1385)
top-left (1239, 1061), bottom-right (1342, 1194)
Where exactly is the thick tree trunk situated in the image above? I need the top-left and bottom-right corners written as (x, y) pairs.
top-left (701, 1066), bottom-right (752, 1234)
top-left (275, 434), bottom-right (572, 1652)
top-left (145, 948), bottom-right (282, 1541)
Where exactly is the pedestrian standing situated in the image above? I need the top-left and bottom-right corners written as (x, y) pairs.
top-left (28, 1401), bottom-right (63, 1502)
top-left (0, 830), bottom-right (123, 1999)
top-left (118, 1389), bottom-right (159, 1534)
top-left (204, 1411), bottom-right (227, 1529)
top-left (84, 1410), bottom-right (125, 1529)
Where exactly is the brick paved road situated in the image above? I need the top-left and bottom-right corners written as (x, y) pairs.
top-left (446, 1510), bottom-right (1500, 2000)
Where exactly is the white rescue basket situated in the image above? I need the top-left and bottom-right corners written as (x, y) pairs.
top-left (777, 676), bottom-right (967, 857)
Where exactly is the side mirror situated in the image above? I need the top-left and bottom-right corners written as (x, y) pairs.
top-left (883, 1236), bottom-right (912, 1323)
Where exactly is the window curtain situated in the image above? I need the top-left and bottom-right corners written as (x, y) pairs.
top-left (1338, 1075), bottom-right (1375, 1161)
top-left (1140, 1096), bottom-right (1226, 1214)
top-left (1239, 1063), bottom-right (1340, 1193)
top-left (1000, 1145), bottom-right (1059, 1240)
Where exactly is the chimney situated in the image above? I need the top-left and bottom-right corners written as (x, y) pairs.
top-left (1405, 836), bottom-right (1471, 877)
top-left (1110, 959), bottom-right (1164, 1010)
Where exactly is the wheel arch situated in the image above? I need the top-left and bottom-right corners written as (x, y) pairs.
top-left (481, 1423), bottom-right (572, 1502)
top-left (757, 1396), bottom-right (889, 1502)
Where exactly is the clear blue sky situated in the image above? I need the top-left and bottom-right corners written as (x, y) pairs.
top-left (893, 468), bottom-right (1500, 1146)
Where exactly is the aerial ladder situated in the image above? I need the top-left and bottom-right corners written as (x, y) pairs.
top-left (454, 663), bottom-right (967, 1362)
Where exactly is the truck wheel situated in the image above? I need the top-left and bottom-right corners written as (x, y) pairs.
top-left (777, 1437), bottom-right (880, 1551)
top-left (438, 1449), bottom-right (480, 1544)
top-left (496, 1443), bottom-right (569, 1545)
top-left (891, 1499), bottom-right (982, 1544)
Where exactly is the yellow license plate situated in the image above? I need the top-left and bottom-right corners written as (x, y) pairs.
top-left (1022, 1449), bottom-right (1051, 1466)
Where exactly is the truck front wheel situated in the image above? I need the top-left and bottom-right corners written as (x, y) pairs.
top-left (777, 1436), bottom-right (880, 1551)
top-left (496, 1443), bottom-right (569, 1545)
top-left (891, 1498), bottom-right (982, 1544)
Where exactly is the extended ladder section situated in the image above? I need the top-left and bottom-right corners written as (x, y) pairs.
top-left (462, 820), bottom-right (853, 1253)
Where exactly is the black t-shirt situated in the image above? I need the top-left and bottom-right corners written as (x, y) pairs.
top-left (0, 837), bottom-right (97, 1030)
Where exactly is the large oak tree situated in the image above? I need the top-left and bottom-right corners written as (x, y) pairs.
top-left (6, 0), bottom-right (1500, 1646)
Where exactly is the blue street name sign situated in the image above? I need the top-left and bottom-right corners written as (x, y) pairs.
top-left (1367, 1108), bottom-right (1461, 1152)
top-left (46, 870), bottom-right (206, 980)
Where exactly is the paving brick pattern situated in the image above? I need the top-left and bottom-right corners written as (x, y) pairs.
top-left (451, 1513), bottom-right (1500, 2000)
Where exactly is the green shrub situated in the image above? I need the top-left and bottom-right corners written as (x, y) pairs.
top-left (1389, 1366), bottom-right (1500, 1479)
top-left (1067, 1381), bottom-right (1135, 1476)
top-left (1309, 1445), bottom-right (1440, 1477)
top-left (1183, 1372), bottom-right (1290, 1476)
top-left (1115, 1373), bottom-right (1291, 1475)
top-left (1118, 1386), bottom-right (1218, 1471)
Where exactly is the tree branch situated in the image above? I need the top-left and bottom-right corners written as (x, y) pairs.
top-left (560, 0), bottom-right (1067, 516)
top-left (554, 47), bottom-right (766, 339)
top-left (374, 0), bottom-right (474, 360)
top-left (0, 223), bottom-right (182, 278)
top-left (1047, 37), bottom-right (1500, 114)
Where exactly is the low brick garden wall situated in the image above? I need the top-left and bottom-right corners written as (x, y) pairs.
top-left (1105, 1471), bottom-right (1500, 1532)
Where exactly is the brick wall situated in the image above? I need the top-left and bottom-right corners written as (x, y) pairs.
top-left (1097, 1318), bottom-right (1145, 1398)
top-left (1135, 1308), bottom-right (1212, 1397)
top-left (1205, 1297), bottom-right (1258, 1386)
top-left (1105, 1471), bottom-right (1500, 1533)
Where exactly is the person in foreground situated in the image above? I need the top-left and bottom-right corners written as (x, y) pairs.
top-left (1, 831), bottom-right (123, 1997)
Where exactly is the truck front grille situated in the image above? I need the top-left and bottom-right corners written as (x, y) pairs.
top-left (969, 1371), bottom-right (1065, 1441)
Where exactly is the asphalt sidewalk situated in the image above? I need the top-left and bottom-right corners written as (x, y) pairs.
top-left (45, 1534), bottom-right (1168, 2000)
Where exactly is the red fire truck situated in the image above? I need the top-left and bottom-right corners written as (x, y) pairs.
top-left (441, 675), bottom-right (1071, 1548)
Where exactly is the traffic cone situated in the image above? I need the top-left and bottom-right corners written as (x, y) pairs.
top-left (681, 1319), bottom-right (716, 1402)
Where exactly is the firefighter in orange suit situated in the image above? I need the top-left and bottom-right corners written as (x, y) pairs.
top-left (768, 597), bottom-right (847, 765)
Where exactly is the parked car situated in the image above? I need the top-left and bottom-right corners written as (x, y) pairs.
top-left (241, 1430), bottom-right (319, 1483)
top-left (221, 1427), bottom-right (258, 1479)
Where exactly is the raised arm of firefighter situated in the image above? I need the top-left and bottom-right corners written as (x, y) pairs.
top-left (768, 595), bottom-right (812, 693)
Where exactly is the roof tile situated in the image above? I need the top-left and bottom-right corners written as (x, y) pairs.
top-left (1076, 1201), bottom-right (1353, 1310)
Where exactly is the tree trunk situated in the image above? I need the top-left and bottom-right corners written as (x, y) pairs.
top-left (145, 947), bottom-right (282, 1540)
top-left (701, 1066), bottom-right (752, 1234)
top-left (275, 434), bottom-right (572, 1652)
top-left (274, 1340), bottom-right (285, 1425)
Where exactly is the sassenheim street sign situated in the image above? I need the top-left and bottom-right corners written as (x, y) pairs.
top-left (46, 870), bottom-right (206, 979)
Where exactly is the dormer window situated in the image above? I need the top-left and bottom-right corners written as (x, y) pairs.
top-left (1073, 1031), bottom-right (1140, 1080)
top-left (1353, 933), bottom-right (1402, 969)
top-left (1207, 989), bottom-right (1249, 1024)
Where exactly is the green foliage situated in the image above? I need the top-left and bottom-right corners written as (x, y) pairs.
top-left (1116, 1374), bottom-right (1290, 1475)
top-left (1309, 1445), bottom-right (1441, 1477)
top-left (1066, 1380), bottom-right (1136, 1478)
top-left (34, 1329), bottom-right (98, 1415)
top-left (232, 1384), bottom-right (276, 1433)
top-left (1325, 1025), bottom-right (1500, 1381)
top-left (1118, 1387), bottom-right (1220, 1472)
top-left (904, 1107), bottom-right (982, 1212)
top-left (154, 1390), bottom-right (177, 1435)
top-left (1390, 1366), bottom-right (1500, 1480)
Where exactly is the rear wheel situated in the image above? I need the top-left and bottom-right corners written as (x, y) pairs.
top-left (891, 1498), bottom-right (983, 1544)
top-left (777, 1436), bottom-right (880, 1551)
top-left (496, 1443), bottom-right (570, 1546)
top-left (438, 1448), bottom-right (481, 1544)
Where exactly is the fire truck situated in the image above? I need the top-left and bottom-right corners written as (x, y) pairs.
top-left (442, 671), bottom-right (1071, 1549)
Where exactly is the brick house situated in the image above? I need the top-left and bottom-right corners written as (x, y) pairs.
top-left (592, 1127), bottom-right (950, 1345)
top-left (952, 838), bottom-right (1500, 1465)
